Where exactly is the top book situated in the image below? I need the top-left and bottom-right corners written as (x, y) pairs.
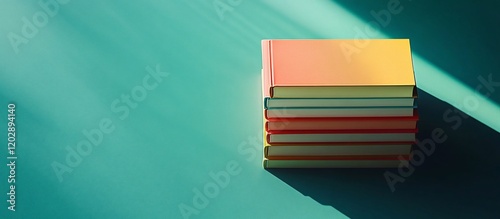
top-left (262, 39), bottom-right (416, 98)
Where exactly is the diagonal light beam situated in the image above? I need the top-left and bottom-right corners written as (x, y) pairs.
top-left (262, 0), bottom-right (500, 132)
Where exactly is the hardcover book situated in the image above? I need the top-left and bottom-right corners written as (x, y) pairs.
top-left (263, 155), bottom-right (410, 168)
top-left (262, 39), bottom-right (416, 98)
top-left (265, 113), bottom-right (418, 131)
top-left (264, 97), bottom-right (416, 109)
top-left (264, 107), bottom-right (416, 119)
top-left (266, 129), bottom-right (417, 144)
top-left (264, 142), bottom-right (412, 157)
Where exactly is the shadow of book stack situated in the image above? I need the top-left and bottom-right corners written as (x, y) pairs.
top-left (261, 39), bottom-right (419, 168)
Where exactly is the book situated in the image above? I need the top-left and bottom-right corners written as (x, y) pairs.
top-left (266, 113), bottom-right (419, 131)
top-left (262, 39), bottom-right (416, 98)
top-left (264, 142), bottom-right (412, 157)
top-left (263, 155), bottom-right (409, 168)
top-left (264, 97), bottom-right (416, 109)
top-left (265, 107), bottom-right (416, 119)
top-left (266, 129), bottom-right (417, 144)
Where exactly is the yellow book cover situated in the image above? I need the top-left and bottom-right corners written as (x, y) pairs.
top-left (262, 39), bottom-right (416, 98)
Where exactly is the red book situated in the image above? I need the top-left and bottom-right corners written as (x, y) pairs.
top-left (266, 113), bottom-right (419, 131)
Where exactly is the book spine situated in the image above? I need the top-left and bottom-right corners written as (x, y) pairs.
top-left (261, 40), bottom-right (273, 98)
top-left (266, 155), bottom-right (410, 160)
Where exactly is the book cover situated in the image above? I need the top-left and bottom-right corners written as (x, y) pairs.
top-left (263, 156), bottom-right (410, 168)
top-left (264, 97), bottom-right (417, 109)
top-left (265, 107), bottom-right (416, 119)
top-left (266, 129), bottom-right (417, 144)
top-left (264, 143), bottom-right (412, 157)
top-left (266, 113), bottom-right (419, 131)
top-left (262, 39), bottom-right (416, 98)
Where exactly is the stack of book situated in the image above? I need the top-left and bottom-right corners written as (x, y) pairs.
top-left (261, 39), bottom-right (418, 168)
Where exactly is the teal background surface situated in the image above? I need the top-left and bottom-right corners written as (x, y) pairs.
top-left (0, 0), bottom-right (499, 218)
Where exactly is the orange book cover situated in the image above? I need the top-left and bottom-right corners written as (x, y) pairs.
top-left (261, 39), bottom-right (416, 98)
